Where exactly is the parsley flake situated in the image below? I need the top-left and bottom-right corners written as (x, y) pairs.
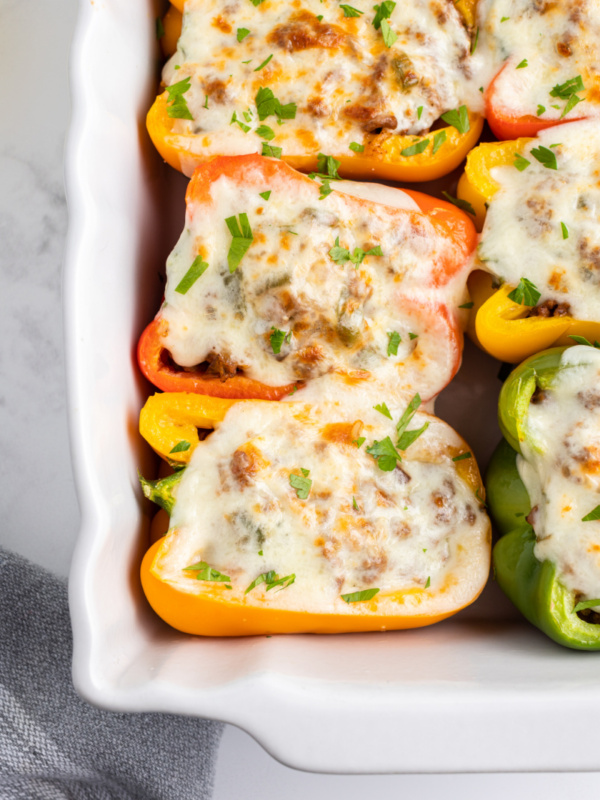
top-left (166, 77), bottom-right (193, 120)
top-left (432, 129), bottom-right (446, 155)
top-left (174, 256), bottom-right (209, 294)
top-left (513, 153), bottom-right (531, 171)
top-left (459, 301), bottom-right (474, 309)
top-left (270, 327), bottom-right (291, 354)
top-left (374, 402), bottom-right (393, 419)
top-left (259, 190), bottom-right (271, 201)
top-left (328, 236), bottom-right (383, 267)
top-left (231, 111), bottom-right (250, 133)
top-left (372, 0), bottom-right (395, 30)
top-left (401, 138), bottom-right (430, 157)
top-left (531, 145), bottom-right (558, 170)
top-left (237, 27), bottom-right (250, 41)
top-left (261, 142), bottom-right (282, 158)
top-left (417, 105), bottom-right (423, 119)
top-left (340, 4), bottom-right (363, 16)
top-left (561, 222), bottom-right (569, 239)
top-left (225, 213), bottom-right (253, 273)
top-left (582, 505), bottom-right (600, 522)
top-left (353, 496), bottom-right (359, 511)
top-left (452, 452), bottom-right (472, 462)
top-left (184, 561), bottom-right (231, 583)
top-left (507, 277), bottom-right (541, 306)
top-left (380, 18), bottom-right (398, 47)
top-left (254, 54), bottom-right (273, 71)
top-left (290, 471), bottom-right (312, 499)
top-left (537, 104), bottom-right (546, 116)
top-left (170, 440), bottom-right (191, 454)
top-left (440, 105), bottom-right (470, 134)
top-left (471, 26), bottom-right (479, 54)
top-left (441, 191), bottom-right (475, 216)
top-left (367, 437), bottom-right (401, 471)
top-left (349, 141), bottom-right (365, 153)
top-left (387, 331), bottom-right (401, 356)
top-left (354, 437), bottom-right (366, 448)
top-left (425, 576), bottom-right (431, 589)
top-left (255, 86), bottom-right (297, 121)
top-left (516, 58), bottom-right (528, 69)
top-left (341, 588), bottom-right (380, 603)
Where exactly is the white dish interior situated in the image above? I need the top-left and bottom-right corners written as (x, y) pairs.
top-left (64, 0), bottom-right (600, 773)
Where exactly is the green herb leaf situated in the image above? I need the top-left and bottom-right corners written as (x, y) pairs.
top-left (254, 54), bottom-right (273, 71)
top-left (230, 111), bottom-right (250, 132)
top-left (500, 15), bottom-right (509, 21)
top-left (452, 451), bottom-right (472, 462)
top-left (561, 221), bottom-right (569, 239)
top-left (432, 129), bottom-right (447, 155)
top-left (261, 142), bottom-right (283, 158)
top-left (225, 213), bottom-right (253, 272)
top-left (574, 598), bottom-right (600, 613)
top-left (340, 4), bottom-right (363, 16)
top-left (561, 92), bottom-right (583, 119)
top-left (170, 440), bottom-right (191, 454)
top-left (366, 437), bottom-right (401, 471)
top-left (380, 18), bottom-right (398, 47)
top-left (353, 496), bottom-right (359, 510)
top-left (184, 561), bottom-right (231, 582)
top-left (401, 138), bottom-right (430, 157)
top-left (354, 437), bottom-right (366, 448)
top-left (245, 570), bottom-right (277, 594)
top-left (266, 574), bottom-right (296, 591)
top-left (507, 277), bottom-right (541, 306)
top-left (270, 327), bottom-right (291, 354)
top-left (513, 153), bottom-right (531, 171)
top-left (329, 236), bottom-right (350, 264)
top-left (459, 301), bottom-right (474, 309)
top-left (441, 191), bottom-right (475, 216)
top-left (372, 0), bottom-right (395, 30)
top-left (349, 141), bottom-right (365, 153)
top-left (341, 588), bottom-right (380, 603)
top-left (550, 75), bottom-right (585, 99)
top-left (256, 124), bottom-right (275, 141)
top-left (425, 576), bottom-right (431, 589)
top-left (374, 402), bottom-right (392, 419)
top-left (409, 332), bottom-right (418, 340)
top-left (237, 27), bottom-right (251, 41)
top-left (568, 335), bottom-right (600, 348)
top-left (255, 86), bottom-right (297, 121)
top-left (290, 471), bottom-right (312, 499)
top-left (417, 105), bottom-right (423, 119)
top-left (537, 104), bottom-right (546, 116)
top-left (471, 26), bottom-right (479, 54)
top-left (249, 0), bottom-right (266, 6)
top-left (174, 256), bottom-right (209, 294)
top-left (582, 505), bottom-right (600, 522)
top-left (316, 152), bottom-right (341, 179)
top-left (387, 330), bottom-right (401, 356)
top-left (440, 105), bottom-right (470, 134)
top-left (396, 393), bottom-right (421, 439)
top-left (516, 58), bottom-right (528, 69)
top-left (166, 77), bottom-right (194, 120)
top-left (259, 190), bottom-right (271, 201)
top-left (531, 145), bottom-right (558, 170)
top-left (397, 421), bottom-right (429, 451)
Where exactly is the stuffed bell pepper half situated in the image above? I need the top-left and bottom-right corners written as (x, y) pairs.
top-left (139, 391), bottom-right (491, 636)
top-left (487, 344), bottom-right (600, 650)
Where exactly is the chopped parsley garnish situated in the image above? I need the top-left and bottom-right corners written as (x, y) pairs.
top-left (184, 561), bottom-right (231, 583)
top-left (516, 59), bottom-right (528, 69)
top-left (471, 26), bottom-right (479, 54)
top-left (261, 142), bottom-right (282, 158)
top-left (561, 222), bottom-right (569, 239)
top-left (225, 213), bottom-right (253, 272)
top-left (513, 153), bottom-right (531, 171)
top-left (372, 0), bottom-right (395, 30)
top-left (409, 332), bottom-right (418, 340)
top-left (561, 93), bottom-right (583, 119)
top-left (432, 130), bottom-right (446, 155)
top-left (170, 440), bottom-right (191, 454)
top-left (531, 145), bottom-right (558, 170)
top-left (354, 436), bottom-right (366, 448)
top-left (500, 15), bottom-right (509, 21)
top-left (231, 111), bottom-right (250, 132)
top-left (508, 277), bottom-right (541, 306)
top-left (425, 576), bottom-right (431, 589)
top-left (290, 470), bottom-right (312, 499)
top-left (569, 335), bottom-right (600, 348)
top-left (440, 105), bottom-right (470, 134)
top-left (341, 588), bottom-right (380, 603)
top-left (245, 570), bottom-right (275, 594)
top-left (397, 421), bottom-right (429, 451)
top-left (270, 326), bottom-right (291, 354)
top-left (387, 330), bottom-right (401, 356)
top-left (254, 54), bottom-right (273, 71)
top-left (441, 192), bottom-right (475, 216)
top-left (255, 86), bottom-right (297, 121)
top-left (574, 598), bottom-right (600, 613)
top-left (174, 256), bottom-right (209, 294)
top-left (340, 4), bottom-right (363, 16)
top-left (374, 402), bottom-right (392, 419)
top-left (349, 141), bottom-right (365, 153)
top-left (582, 505), bottom-right (600, 522)
top-left (165, 77), bottom-right (193, 120)
top-left (156, 17), bottom-right (165, 39)
top-left (459, 301), bottom-right (474, 309)
top-left (550, 75), bottom-right (585, 118)
top-left (328, 236), bottom-right (383, 267)
top-left (237, 27), bottom-right (250, 42)
top-left (313, 152), bottom-right (341, 180)
top-left (401, 138), bottom-right (430, 157)
top-left (380, 19), bottom-right (398, 47)
top-left (353, 496), bottom-right (359, 511)
top-left (366, 437), bottom-right (402, 471)
top-left (266, 574), bottom-right (296, 591)
top-left (537, 104), bottom-right (546, 116)
top-left (396, 393), bottom-right (420, 439)
top-left (249, 0), bottom-right (266, 6)
top-left (417, 105), bottom-right (423, 119)
top-left (259, 190), bottom-right (271, 201)
top-left (452, 452), bottom-right (472, 462)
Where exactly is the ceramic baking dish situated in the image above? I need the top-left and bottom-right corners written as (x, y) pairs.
top-left (63, 0), bottom-right (600, 773)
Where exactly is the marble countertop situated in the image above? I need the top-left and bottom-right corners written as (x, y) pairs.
top-left (1, 0), bottom-right (599, 795)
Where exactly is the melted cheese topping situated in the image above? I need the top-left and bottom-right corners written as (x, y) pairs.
top-left (519, 346), bottom-right (600, 606)
top-left (478, 0), bottom-right (600, 120)
top-left (160, 167), bottom-right (469, 401)
top-left (162, 0), bottom-right (482, 157)
top-left (160, 399), bottom-right (488, 612)
top-left (478, 121), bottom-right (600, 320)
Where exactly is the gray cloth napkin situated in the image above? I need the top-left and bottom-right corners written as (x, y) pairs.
top-left (0, 547), bottom-right (223, 800)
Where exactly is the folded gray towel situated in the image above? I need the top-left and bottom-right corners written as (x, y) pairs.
top-left (0, 547), bottom-right (223, 800)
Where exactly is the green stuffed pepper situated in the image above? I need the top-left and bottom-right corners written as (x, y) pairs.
top-left (487, 344), bottom-right (600, 650)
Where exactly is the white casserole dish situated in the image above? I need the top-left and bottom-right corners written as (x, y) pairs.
top-left (63, 0), bottom-right (600, 773)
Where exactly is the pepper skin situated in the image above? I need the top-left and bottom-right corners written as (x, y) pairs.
top-left (487, 350), bottom-right (600, 649)
top-left (138, 155), bottom-right (476, 401)
top-left (457, 140), bottom-right (600, 362)
top-left (139, 392), bottom-right (491, 636)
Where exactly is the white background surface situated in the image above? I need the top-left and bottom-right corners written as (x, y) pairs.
top-left (2, 0), bottom-right (600, 795)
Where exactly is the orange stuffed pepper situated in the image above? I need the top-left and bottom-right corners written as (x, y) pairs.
top-left (139, 392), bottom-right (491, 636)
top-left (138, 154), bottom-right (478, 403)
top-left (148, 0), bottom-right (483, 180)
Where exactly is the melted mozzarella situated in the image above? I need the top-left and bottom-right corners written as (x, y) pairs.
top-left (518, 346), bottom-right (600, 606)
top-left (477, 0), bottom-right (600, 120)
top-left (160, 399), bottom-right (488, 612)
top-left (160, 168), bottom-right (469, 401)
top-left (478, 121), bottom-right (600, 320)
top-left (162, 0), bottom-right (482, 158)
